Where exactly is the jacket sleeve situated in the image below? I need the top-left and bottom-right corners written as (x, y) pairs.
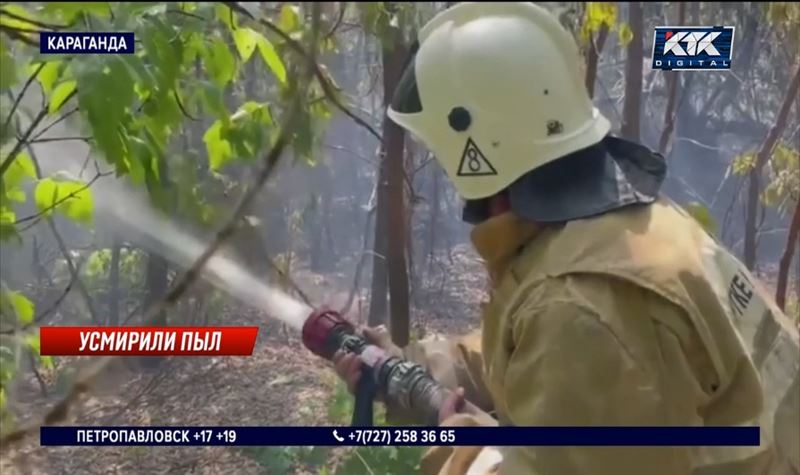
top-left (497, 276), bottom-right (701, 475)
top-left (385, 329), bottom-right (494, 425)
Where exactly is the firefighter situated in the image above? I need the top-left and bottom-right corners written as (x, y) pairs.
top-left (334, 3), bottom-right (798, 474)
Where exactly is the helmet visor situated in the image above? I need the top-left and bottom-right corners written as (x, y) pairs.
top-left (390, 42), bottom-right (423, 114)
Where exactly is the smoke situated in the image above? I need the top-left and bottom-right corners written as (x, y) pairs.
top-left (28, 104), bottom-right (313, 330)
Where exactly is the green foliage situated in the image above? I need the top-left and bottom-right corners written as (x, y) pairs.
top-left (581, 2), bottom-right (618, 44)
top-left (82, 247), bottom-right (145, 290)
top-left (732, 145), bottom-right (799, 213)
top-left (336, 445), bottom-right (426, 475)
top-left (203, 101), bottom-right (273, 171)
top-left (0, 284), bottom-right (42, 433)
top-left (0, 43), bottom-right (18, 91)
top-left (0, 1), bottom-right (326, 236)
top-left (732, 152), bottom-right (756, 175)
top-left (0, 289), bottom-right (35, 325)
top-left (205, 36), bottom-right (238, 88)
top-left (767, 3), bottom-right (800, 50)
top-left (0, 0), bottom-right (336, 437)
top-left (763, 144), bottom-right (800, 211)
top-left (241, 445), bottom-right (330, 474)
top-left (34, 177), bottom-right (94, 223)
top-left (26, 332), bottom-right (54, 370)
top-left (325, 379), bottom-right (423, 474)
top-left (2, 151), bottom-right (36, 205)
top-left (618, 23), bottom-right (634, 47)
top-left (48, 80), bottom-right (77, 115)
top-left (327, 377), bottom-right (356, 425)
top-left (33, 61), bottom-right (63, 95)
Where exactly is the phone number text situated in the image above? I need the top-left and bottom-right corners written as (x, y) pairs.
top-left (350, 429), bottom-right (456, 445)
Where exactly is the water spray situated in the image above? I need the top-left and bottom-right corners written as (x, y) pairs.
top-left (32, 126), bottom-right (489, 428)
top-left (301, 308), bottom-right (490, 427)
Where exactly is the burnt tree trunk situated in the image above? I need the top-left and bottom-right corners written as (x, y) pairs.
top-left (382, 20), bottom-right (411, 347)
top-left (621, 2), bottom-right (643, 142)
top-left (585, 25), bottom-right (609, 99)
top-left (108, 239), bottom-right (121, 326)
top-left (139, 251), bottom-right (168, 368)
top-left (144, 252), bottom-right (169, 325)
top-left (427, 165), bottom-right (440, 272)
top-left (744, 63), bottom-right (800, 270)
top-left (368, 165), bottom-right (389, 327)
top-left (658, 2), bottom-right (685, 156)
top-left (776, 201), bottom-right (800, 311)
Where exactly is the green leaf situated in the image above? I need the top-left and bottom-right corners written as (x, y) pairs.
top-left (201, 81), bottom-right (227, 120)
top-left (586, 2), bottom-right (617, 30)
top-left (0, 5), bottom-right (38, 31)
top-left (204, 37), bottom-right (237, 87)
top-left (256, 36), bottom-right (287, 85)
top-left (36, 61), bottom-right (63, 95)
top-left (4, 152), bottom-right (36, 188)
top-left (48, 80), bottom-right (77, 115)
top-left (732, 152), bottom-right (756, 175)
top-left (74, 56), bottom-right (134, 168)
top-left (216, 3), bottom-right (237, 30)
top-left (125, 136), bottom-right (150, 185)
top-left (34, 177), bottom-right (94, 223)
top-left (140, 15), bottom-right (182, 90)
top-left (203, 121), bottom-right (233, 171)
top-left (0, 206), bottom-right (17, 241)
top-left (26, 333), bottom-right (40, 353)
top-left (119, 54), bottom-right (156, 91)
top-left (3, 290), bottom-right (35, 324)
top-left (43, 2), bottom-right (111, 21)
top-left (5, 189), bottom-right (25, 202)
top-left (280, 4), bottom-right (301, 31)
top-left (618, 23), bottom-right (634, 47)
top-left (40, 355), bottom-right (54, 369)
top-left (233, 28), bottom-right (259, 62)
top-left (0, 42), bottom-right (17, 91)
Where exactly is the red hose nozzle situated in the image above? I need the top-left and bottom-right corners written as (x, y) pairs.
top-left (301, 308), bottom-right (353, 359)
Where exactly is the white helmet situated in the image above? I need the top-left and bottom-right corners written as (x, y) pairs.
top-left (387, 2), bottom-right (611, 200)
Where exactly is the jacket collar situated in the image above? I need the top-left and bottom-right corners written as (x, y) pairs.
top-left (470, 212), bottom-right (541, 281)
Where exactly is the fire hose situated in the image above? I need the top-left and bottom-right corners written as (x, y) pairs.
top-left (301, 308), bottom-right (493, 427)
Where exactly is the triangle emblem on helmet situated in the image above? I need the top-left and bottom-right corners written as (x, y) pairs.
top-left (457, 138), bottom-right (497, 176)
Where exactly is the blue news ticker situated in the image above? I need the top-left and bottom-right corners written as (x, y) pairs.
top-left (40, 426), bottom-right (761, 447)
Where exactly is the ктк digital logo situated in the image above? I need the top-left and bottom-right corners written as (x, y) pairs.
top-left (652, 26), bottom-right (734, 71)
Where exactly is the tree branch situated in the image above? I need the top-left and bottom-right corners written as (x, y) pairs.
top-left (0, 108), bottom-right (48, 177)
top-left (25, 135), bottom-right (93, 144)
top-left (13, 170), bottom-right (109, 225)
top-left (0, 90), bottom-right (76, 177)
top-left (26, 147), bottom-right (103, 327)
top-left (0, 8), bottom-right (71, 30)
top-left (2, 63), bottom-right (44, 133)
top-left (0, 258), bottom-right (87, 336)
top-left (0, 24), bottom-right (39, 46)
top-left (31, 107), bottom-right (79, 142)
top-left (324, 3), bottom-right (347, 41)
top-left (223, 1), bottom-right (383, 144)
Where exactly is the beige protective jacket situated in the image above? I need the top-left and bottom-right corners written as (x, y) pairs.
top-left (394, 198), bottom-right (799, 475)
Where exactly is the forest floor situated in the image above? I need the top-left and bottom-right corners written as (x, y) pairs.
top-left (0, 244), bottom-right (488, 475)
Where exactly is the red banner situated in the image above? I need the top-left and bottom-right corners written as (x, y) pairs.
top-left (39, 327), bottom-right (259, 356)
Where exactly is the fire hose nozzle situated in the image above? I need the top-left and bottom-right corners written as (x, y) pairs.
top-left (301, 307), bottom-right (496, 427)
top-left (301, 307), bottom-right (354, 360)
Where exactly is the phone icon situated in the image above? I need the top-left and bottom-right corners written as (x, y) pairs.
top-left (332, 430), bottom-right (345, 442)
